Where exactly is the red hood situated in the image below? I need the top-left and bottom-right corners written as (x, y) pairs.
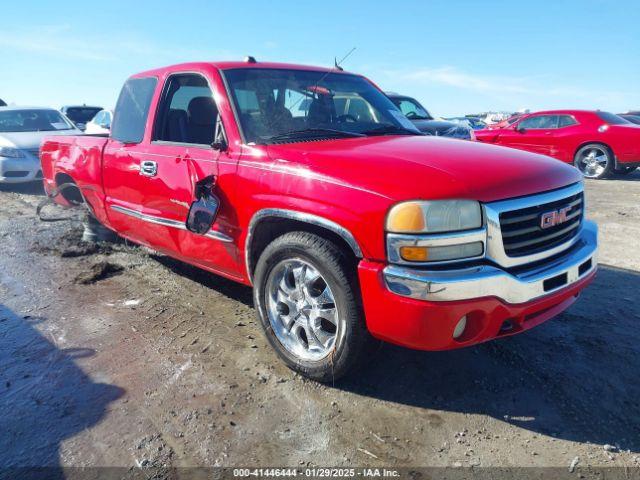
top-left (266, 135), bottom-right (582, 203)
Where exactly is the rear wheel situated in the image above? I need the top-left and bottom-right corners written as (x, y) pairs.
top-left (574, 144), bottom-right (613, 179)
top-left (253, 232), bottom-right (372, 382)
top-left (82, 214), bottom-right (118, 243)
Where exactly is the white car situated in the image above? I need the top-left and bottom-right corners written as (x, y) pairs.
top-left (0, 106), bottom-right (82, 183)
top-left (84, 109), bottom-right (113, 135)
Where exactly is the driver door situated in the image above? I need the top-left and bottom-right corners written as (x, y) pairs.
top-left (500, 114), bottom-right (558, 155)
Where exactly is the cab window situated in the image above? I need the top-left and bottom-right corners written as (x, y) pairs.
top-left (154, 73), bottom-right (219, 146)
top-left (111, 77), bottom-right (157, 143)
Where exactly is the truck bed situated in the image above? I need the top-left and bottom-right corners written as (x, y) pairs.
top-left (40, 134), bottom-right (110, 223)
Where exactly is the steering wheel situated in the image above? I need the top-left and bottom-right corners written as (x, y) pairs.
top-left (335, 114), bottom-right (358, 123)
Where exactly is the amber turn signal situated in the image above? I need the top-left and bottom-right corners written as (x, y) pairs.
top-left (399, 246), bottom-right (429, 262)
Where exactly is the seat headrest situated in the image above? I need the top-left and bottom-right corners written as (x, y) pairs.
top-left (188, 97), bottom-right (217, 125)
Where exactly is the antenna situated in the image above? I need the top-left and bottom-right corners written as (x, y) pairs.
top-left (334, 47), bottom-right (356, 71)
top-left (282, 47), bottom-right (357, 116)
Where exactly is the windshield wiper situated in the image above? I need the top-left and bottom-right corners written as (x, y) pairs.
top-left (361, 125), bottom-right (422, 136)
top-left (265, 128), bottom-right (365, 143)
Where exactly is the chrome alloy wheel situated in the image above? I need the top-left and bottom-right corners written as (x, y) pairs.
top-left (265, 259), bottom-right (340, 361)
top-left (577, 146), bottom-right (609, 178)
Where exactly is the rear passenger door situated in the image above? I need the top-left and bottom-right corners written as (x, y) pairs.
top-left (103, 76), bottom-right (159, 243)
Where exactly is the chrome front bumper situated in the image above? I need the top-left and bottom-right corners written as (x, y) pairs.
top-left (0, 154), bottom-right (42, 183)
top-left (383, 220), bottom-right (597, 304)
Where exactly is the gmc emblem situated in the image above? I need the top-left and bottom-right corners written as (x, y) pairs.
top-left (540, 206), bottom-right (572, 229)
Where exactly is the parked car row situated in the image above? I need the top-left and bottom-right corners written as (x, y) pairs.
top-left (0, 106), bottom-right (83, 183)
top-left (385, 93), bottom-right (474, 139)
top-left (38, 58), bottom-right (600, 381)
top-left (475, 110), bottom-right (640, 179)
top-left (60, 105), bottom-right (103, 131)
top-left (2, 67), bottom-right (639, 188)
top-left (85, 109), bottom-right (113, 134)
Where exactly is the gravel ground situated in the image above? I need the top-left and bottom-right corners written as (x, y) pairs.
top-left (0, 173), bottom-right (639, 477)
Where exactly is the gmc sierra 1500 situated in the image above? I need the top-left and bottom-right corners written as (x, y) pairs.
top-left (41, 60), bottom-right (598, 381)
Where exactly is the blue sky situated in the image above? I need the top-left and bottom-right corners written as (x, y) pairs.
top-left (1, 0), bottom-right (638, 116)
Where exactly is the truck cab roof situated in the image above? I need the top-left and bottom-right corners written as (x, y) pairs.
top-left (132, 61), bottom-right (356, 79)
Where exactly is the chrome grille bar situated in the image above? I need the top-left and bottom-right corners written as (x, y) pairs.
top-left (484, 182), bottom-right (586, 269)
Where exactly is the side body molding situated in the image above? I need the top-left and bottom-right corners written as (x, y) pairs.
top-left (245, 208), bottom-right (364, 282)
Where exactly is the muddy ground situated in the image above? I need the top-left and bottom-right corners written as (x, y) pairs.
top-left (1, 173), bottom-right (639, 476)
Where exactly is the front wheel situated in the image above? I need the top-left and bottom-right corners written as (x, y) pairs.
top-left (253, 232), bottom-right (372, 382)
top-left (574, 144), bottom-right (613, 179)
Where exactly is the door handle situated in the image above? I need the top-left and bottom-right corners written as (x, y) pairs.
top-left (140, 160), bottom-right (158, 177)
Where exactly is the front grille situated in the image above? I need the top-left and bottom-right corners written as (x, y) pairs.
top-left (499, 192), bottom-right (583, 257)
top-left (3, 171), bottom-right (29, 178)
top-left (27, 149), bottom-right (40, 159)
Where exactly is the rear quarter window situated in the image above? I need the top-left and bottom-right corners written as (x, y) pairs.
top-left (558, 115), bottom-right (577, 127)
top-left (111, 77), bottom-right (158, 143)
top-left (596, 111), bottom-right (630, 125)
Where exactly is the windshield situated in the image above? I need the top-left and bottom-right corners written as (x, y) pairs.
top-left (0, 109), bottom-right (75, 132)
top-left (596, 111), bottom-right (631, 125)
top-left (223, 68), bottom-right (420, 144)
top-left (64, 107), bottom-right (102, 123)
top-left (389, 97), bottom-right (433, 120)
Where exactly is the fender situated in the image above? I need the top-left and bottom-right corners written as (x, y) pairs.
top-left (245, 208), bottom-right (364, 282)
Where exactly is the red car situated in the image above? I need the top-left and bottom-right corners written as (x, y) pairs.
top-left (476, 110), bottom-right (640, 179)
top-left (40, 61), bottom-right (598, 381)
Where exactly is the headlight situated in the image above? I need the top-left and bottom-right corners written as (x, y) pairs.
top-left (0, 147), bottom-right (25, 158)
top-left (387, 200), bottom-right (482, 234)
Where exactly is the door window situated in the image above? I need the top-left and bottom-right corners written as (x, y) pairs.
top-left (154, 74), bottom-right (219, 146)
top-left (111, 77), bottom-right (157, 143)
top-left (518, 115), bottom-right (559, 129)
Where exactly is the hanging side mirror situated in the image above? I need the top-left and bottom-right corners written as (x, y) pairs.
top-left (186, 175), bottom-right (221, 235)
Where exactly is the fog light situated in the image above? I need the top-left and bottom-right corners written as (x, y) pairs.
top-left (453, 315), bottom-right (467, 339)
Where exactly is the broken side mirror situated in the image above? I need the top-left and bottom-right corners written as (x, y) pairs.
top-left (186, 175), bottom-right (221, 235)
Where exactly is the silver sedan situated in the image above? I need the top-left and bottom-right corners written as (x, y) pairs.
top-left (0, 106), bottom-right (82, 183)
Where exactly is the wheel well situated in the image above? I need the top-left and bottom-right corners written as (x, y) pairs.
top-left (54, 173), bottom-right (84, 205)
top-left (247, 217), bottom-right (360, 279)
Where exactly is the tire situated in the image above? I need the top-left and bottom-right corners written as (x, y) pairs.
top-left (614, 165), bottom-right (637, 175)
top-left (82, 214), bottom-right (118, 243)
top-left (573, 144), bottom-right (613, 179)
top-left (253, 231), bottom-right (373, 382)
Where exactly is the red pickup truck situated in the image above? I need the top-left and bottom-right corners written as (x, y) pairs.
top-left (41, 60), bottom-right (598, 381)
